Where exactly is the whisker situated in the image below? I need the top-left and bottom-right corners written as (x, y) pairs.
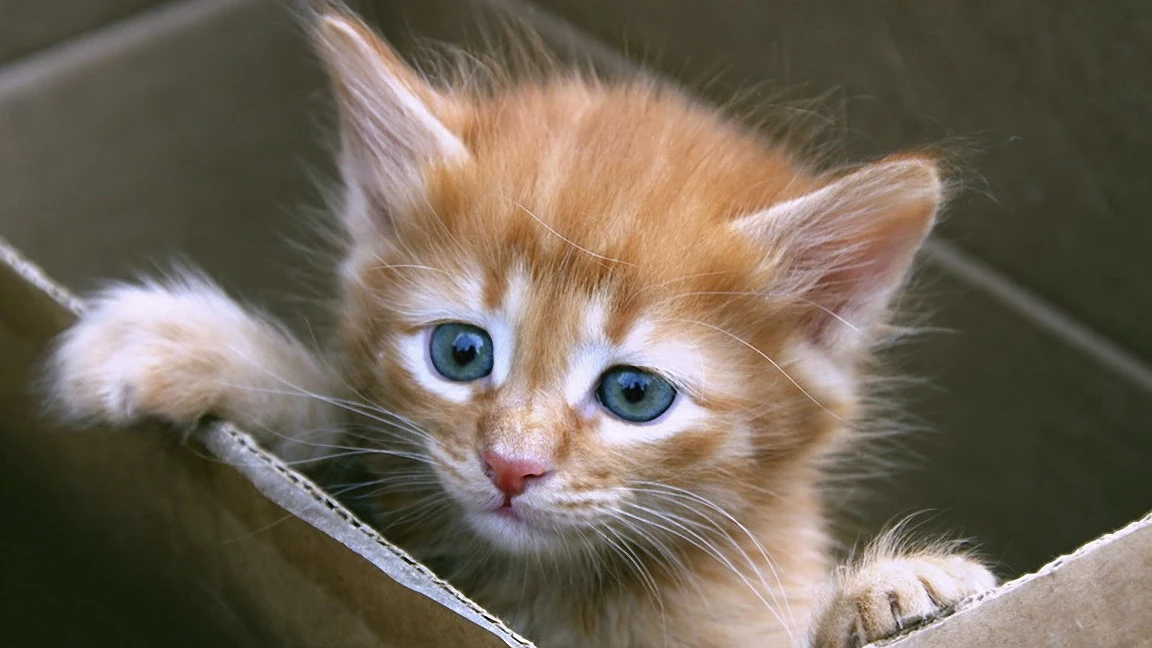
top-left (601, 510), bottom-right (703, 603)
top-left (380, 494), bottom-right (454, 532)
top-left (615, 503), bottom-right (792, 637)
top-left (369, 262), bottom-right (455, 276)
top-left (326, 475), bottom-right (443, 498)
top-left (649, 290), bottom-right (864, 336)
top-left (222, 383), bottom-right (437, 445)
top-left (593, 524), bottom-right (666, 620)
top-left (487, 194), bottom-right (635, 266)
top-left (630, 481), bottom-right (796, 633)
top-left (219, 512), bottom-right (300, 545)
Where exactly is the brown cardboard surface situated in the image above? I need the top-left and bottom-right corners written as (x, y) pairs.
top-left (877, 512), bottom-right (1152, 648)
top-left (0, 0), bottom-right (335, 328)
top-left (0, 238), bottom-right (530, 646)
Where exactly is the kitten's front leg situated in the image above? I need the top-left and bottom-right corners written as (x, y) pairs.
top-left (808, 550), bottom-right (996, 648)
top-left (45, 275), bottom-right (344, 462)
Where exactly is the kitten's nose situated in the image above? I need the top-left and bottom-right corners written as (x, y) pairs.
top-left (481, 449), bottom-right (552, 498)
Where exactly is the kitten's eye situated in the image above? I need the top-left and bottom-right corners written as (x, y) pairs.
top-left (429, 323), bottom-right (494, 382)
top-left (596, 366), bottom-right (676, 423)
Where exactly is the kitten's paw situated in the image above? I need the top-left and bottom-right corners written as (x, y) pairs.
top-left (46, 279), bottom-right (266, 428)
top-left (810, 554), bottom-right (996, 648)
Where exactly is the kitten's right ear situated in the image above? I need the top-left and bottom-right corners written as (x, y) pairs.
top-left (313, 11), bottom-right (468, 234)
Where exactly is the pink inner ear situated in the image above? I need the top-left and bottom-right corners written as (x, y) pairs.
top-left (744, 158), bottom-right (941, 352)
top-left (315, 13), bottom-right (469, 240)
top-left (802, 219), bottom-right (927, 347)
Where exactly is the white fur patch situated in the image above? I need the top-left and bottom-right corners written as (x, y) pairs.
top-left (491, 268), bottom-right (530, 387)
top-left (486, 316), bottom-right (515, 388)
top-left (564, 344), bottom-right (614, 410)
top-left (563, 294), bottom-right (613, 405)
top-left (394, 269), bottom-right (485, 325)
top-left (781, 340), bottom-right (854, 406)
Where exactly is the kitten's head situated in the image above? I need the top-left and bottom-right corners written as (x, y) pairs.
top-left (314, 12), bottom-right (942, 556)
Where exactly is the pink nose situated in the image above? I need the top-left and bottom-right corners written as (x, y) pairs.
top-left (481, 449), bottom-right (552, 498)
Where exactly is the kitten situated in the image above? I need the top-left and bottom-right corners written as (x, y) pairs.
top-left (44, 6), bottom-right (995, 647)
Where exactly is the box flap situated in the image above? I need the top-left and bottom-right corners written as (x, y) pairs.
top-left (0, 235), bottom-right (532, 646)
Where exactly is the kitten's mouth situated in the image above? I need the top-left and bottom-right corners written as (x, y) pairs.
top-left (465, 498), bottom-right (557, 552)
top-left (493, 498), bottom-right (523, 521)
top-left (464, 494), bottom-right (585, 555)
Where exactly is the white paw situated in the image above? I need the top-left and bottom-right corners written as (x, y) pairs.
top-left (810, 554), bottom-right (996, 648)
top-left (46, 279), bottom-right (260, 428)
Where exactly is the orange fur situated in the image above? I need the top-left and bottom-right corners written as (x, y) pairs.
top-left (44, 6), bottom-right (996, 647)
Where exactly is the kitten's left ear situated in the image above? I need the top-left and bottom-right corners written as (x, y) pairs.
top-left (313, 11), bottom-right (468, 234)
top-left (733, 157), bottom-right (942, 355)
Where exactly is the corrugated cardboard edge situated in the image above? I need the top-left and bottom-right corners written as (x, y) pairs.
top-left (871, 510), bottom-right (1152, 646)
top-left (202, 425), bottom-right (533, 647)
top-left (0, 235), bottom-right (534, 648)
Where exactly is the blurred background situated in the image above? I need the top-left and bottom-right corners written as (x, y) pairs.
top-left (1, 0), bottom-right (1149, 644)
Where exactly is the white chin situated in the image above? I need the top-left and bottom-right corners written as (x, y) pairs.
top-left (466, 510), bottom-right (562, 554)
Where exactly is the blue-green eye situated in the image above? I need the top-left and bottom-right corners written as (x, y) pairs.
top-left (596, 366), bottom-right (676, 423)
top-left (429, 323), bottom-right (494, 382)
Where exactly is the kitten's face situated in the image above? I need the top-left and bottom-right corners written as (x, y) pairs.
top-left (342, 86), bottom-right (849, 555)
top-left (317, 14), bottom-right (940, 557)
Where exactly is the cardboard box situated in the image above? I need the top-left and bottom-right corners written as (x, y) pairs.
top-left (3, 236), bottom-right (1151, 645)
top-left (2, 0), bottom-right (1149, 646)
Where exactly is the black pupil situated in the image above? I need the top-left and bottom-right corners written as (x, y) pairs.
top-left (618, 373), bottom-right (649, 403)
top-left (451, 332), bottom-right (482, 366)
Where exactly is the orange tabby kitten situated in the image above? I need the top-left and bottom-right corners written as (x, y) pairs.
top-left (45, 6), bottom-right (995, 647)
